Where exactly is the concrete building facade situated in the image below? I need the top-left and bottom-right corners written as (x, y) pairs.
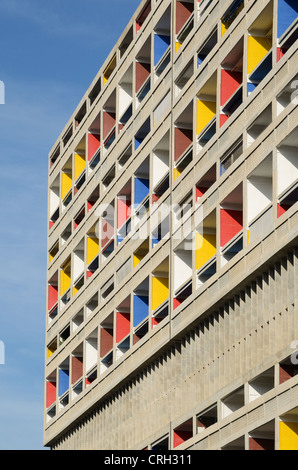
top-left (44, 0), bottom-right (298, 450)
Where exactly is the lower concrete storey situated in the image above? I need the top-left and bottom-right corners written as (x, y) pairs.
top-left (185, 376), bottom-right (298, 450)
top-left (46, 241), bottom-right (298, 449)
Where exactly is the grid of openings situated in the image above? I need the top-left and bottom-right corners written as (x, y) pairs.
top-left (45, 0), bottom-right (298, 442)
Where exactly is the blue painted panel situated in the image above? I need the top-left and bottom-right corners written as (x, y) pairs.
top-left (118, 219), bottom-right (131, 244)
top-left (135, 136), bottom-right (143, 150)
top-left (152, 226), bottom-right (162, 247)
top-left (137, 79), bottom-right (150, 101)
top-left (197, 54), bottom-right (206, 67)
top-left (249, 52), bottom-right (272, 83)
top-left (247, 82), bottom-right (257, 97)
top-left (117, 235), bottom-right (123, 246)
top-left (134, 177), bottom-right (149, 206)
top-left (102, 240), bottom-right (114, 257)
top-left (58, 368), bottom-right (69, 396)
top-left (152, 236), bottom-right (160, 248)
top-left (154, 34), bottom-right (170, 66)
top-left (135, 118), bottom-right (151, 150)
top-left (202, 261), bottom-right (216, 277)
top-left (278, 0), bottom-right (298, 38)
top-left (225, 237), bottom-right (243, 255)
top-left (119, 104), bottom-right (132, 125)
top-left (133, 295), bottom-right (149, 327)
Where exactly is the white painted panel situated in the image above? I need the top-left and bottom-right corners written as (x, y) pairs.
top-left (153, 150), bottom-right (169, 187)
top-left (119, 82), bottom-right (132, 117)
top-left (174, 249), bottom-right (192, 292)
top-left (73, 247), bottom-right (84, 281)
top-left (247, 176), bottom-right (272, 223)
top-left (85, 334), bottom-right (98, 372)
top-left (277, 147), bottom-right (298, 196)
top-left (50, 176), bottom-right (60, 215)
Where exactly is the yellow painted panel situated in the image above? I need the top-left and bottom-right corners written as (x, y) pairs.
top-left (196, 232), bottom-right (216, 270)
top-left (197, 99), bottom-right (216, 135)
top-left (74, 153), bottom-right (85, 181)
top-left (47, 348), bottom-right (53, 359)
top-left (73, 285), bottom-right (79, 297)
top-left (221, 22), bottom-right (228, 36)
top-left (152, 276), bottom-right (169, 311)
top-left (174, 168), bottom-right (181, 181)
top-left (280, 421), bottom-right (298, 450)
top-left (87, 237), bottom-right (99, 265)
top-left (134, 241), bottom-right (149, 267)
top-left (60, 265), bottom-right (71, 296)
top-left (61, 172), bottom-right (72, 199)
top-left (247, 230), bottom-right (250, 245)
top-left (176, 41), bottom-right (182, 52)
top-left (221, 1), bottom-right (244, 36)
top-left (104, 55), bottom-right (116, 84)
top-left (247, 36), bottom-right (272, 75)
top-left (134, 253), bottom-right (142, 267)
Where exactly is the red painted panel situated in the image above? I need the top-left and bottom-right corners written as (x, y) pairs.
top-left (174, 127), bottom-right (192, 162)
top-left (48, 284), bottom-right (58, 311)
top-left (102, 221), bottom-right (114, 248)
top-left (220, 209), bottom-right (243, 247)
top-left (103, 111), bottom-right (116, 140)
top-left (220, 70), bottom-right (242, 106)
top-left (72, 356), bottom-right (83, 384)
top-left (174, 298), bottom-right (182, 310)
top-left (152, 316), bottom-right (165, 328)
top-left (100, 327), bottom-right (113, 358)
top-left (117, 197), bottom-right (131, 229)
top-left (197, 419), bottom-right (207, 430)
top-left (136, 0), bottom-right (151, 32)
top-left (133, 334), bottom-right (140, 345)
top-left (279, 364), bottom-right (298, 384)
top-left (277, 203), bottom-right (291, 218)
top-left (116, 312), bottom-right (130, 343)
top-left (196, 186), bottom-right (209, 199)
top-left (85, 376), bottom-right (95, 387)
top-left (277, 47), bottom-right (285, 63)
top-left (136, 61), bottom-right (150, 92)
top-left (174, 430), bottom-right (192, 448)
top-left (249, 438), bottom-right (274, 450)
top-left (88, 133), bottom-right (100, 161)
top-left (46, 381), bottom-right (56, 408)
top-left (220, 114), bottom-right (229, 127)
top-left (176, 1), bottom-right (193, 34)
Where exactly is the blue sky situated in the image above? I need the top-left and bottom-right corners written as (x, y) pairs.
top-left (0, 0), bottom-right (140, 450)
